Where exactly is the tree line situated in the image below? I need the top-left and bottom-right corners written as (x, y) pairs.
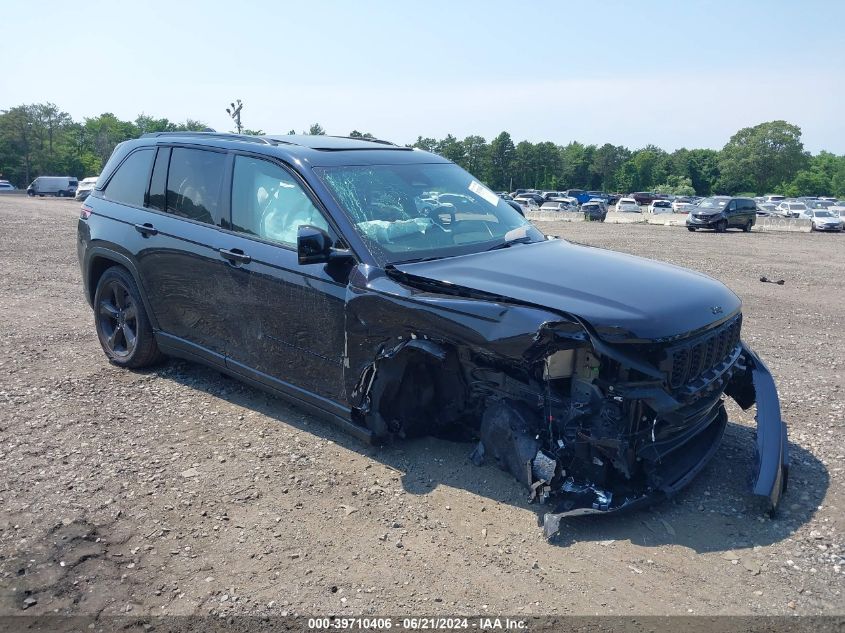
top-left (1, 102), bottom-right (843, 198)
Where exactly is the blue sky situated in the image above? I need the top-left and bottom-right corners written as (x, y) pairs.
top-left (2, 0), bottom-right (843, 153)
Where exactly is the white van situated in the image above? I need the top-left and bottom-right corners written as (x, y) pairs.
top-left (27, 176), bottom-right (79, 197)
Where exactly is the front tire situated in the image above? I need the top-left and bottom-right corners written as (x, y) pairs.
top-left (716, 220), bottom-right (727, 233)
top-left (93, 267), bottom-right (163, 368)
top-left (687, 227), bottom-right (696, 232)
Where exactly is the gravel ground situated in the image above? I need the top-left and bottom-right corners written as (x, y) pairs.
top-left (0, 196), bottom-right (843, 618)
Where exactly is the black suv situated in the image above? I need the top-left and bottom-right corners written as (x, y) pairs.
top-left (686, 196), bottom-right (757, 232)
top-left (78, 132), bottom-right (787, 537)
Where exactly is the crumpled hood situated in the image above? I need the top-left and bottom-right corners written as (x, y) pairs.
top-left (393, 239), bottom-right (741, 341)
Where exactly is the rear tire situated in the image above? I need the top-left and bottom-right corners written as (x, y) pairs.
top-left (743, 220), bottom-right (752, 232)
top-left (93, 266), bottom-right (163, 369)
top-left (687, 227), bottom-right (696, 232)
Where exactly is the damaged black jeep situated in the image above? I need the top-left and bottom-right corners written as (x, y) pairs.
top-left (79, 133), bottom-right (788, 538)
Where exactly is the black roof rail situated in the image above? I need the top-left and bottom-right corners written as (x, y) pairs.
top-left (327, 135), bottom-right (397, 146)
top-left (140, 131), bottom-right (276, 145)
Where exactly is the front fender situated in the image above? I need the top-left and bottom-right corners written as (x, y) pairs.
top-left (726, 343), bottom-right (789, 512)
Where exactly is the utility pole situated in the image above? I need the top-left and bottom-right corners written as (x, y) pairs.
top-left (225, 99), bottom-right (243, 134)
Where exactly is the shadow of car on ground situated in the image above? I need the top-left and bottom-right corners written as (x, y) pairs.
top-left (155, 359), bottom-right (828, 554)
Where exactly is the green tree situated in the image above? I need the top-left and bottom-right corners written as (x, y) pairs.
top-left (306, 123), bottom-right (326, 135)
top-left (435, 134), bottom-right (465, 164)
top-left (412, 136), bottom-right (438, 152)
top-left (489, 131), bottom-right (515, 190)
top-left (717, 120), bottom-right (807, 194)
top-left (461, 135), bottom-right (489, 180)
top-left (590, 143), bottom-right (630, 191)
top-left (560, 142), bottom-right (593, 189)
top-left (652, 175), bottom-right (696, 196)
top-left (83, 113), bottom-right (136, 167)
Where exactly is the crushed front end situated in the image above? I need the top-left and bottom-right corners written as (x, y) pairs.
top-left (469, 312), bottom-right (789, 538)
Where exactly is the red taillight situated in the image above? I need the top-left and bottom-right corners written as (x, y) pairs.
top-left (80, 203), bottom-right (93, 219)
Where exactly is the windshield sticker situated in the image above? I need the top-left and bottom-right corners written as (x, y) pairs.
top-left (468, 180), bottom-right (500, 207)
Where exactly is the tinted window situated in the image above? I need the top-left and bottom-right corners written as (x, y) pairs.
top-left (147, 147), bottom-right (170, 211)
top-left (103, 149), bottom-right (154, 207)
top-left (231, 155), bottom-right (329, 247)
top-left (165, 148), bottom-right (225, 224)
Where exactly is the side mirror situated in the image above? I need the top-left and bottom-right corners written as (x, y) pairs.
top-left (297, 225), bottom-right (352, 265)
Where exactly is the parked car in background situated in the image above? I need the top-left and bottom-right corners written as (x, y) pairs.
top-left (27, 176), bottom-right (79, 197)
top-left (775, 201), bottom-right (808, 218)
top-left (540, 191), bottom-right (565, 201)
top-left (829, 201), bottom-right (845, 221)
top-left (764, 194), bottom-right (786, 204)
top-left (807, 210), bottom-right (843, 231)
top-left (514, 192), bottom-right (545, 207)
top-left (672, 197), bottom-right (694, 213)
top-left (540, 201), bottom-right (577, 213)
top-left (686, 196), bottom-right (756, 232)
top-left (647, 200), bottom-right (673, 214)
top-left (0, 182), bottom-right (17, 192)
top-left (563, 189), bottom-right (591, 204)
top-left (516, 198), bottom-right (540, 213)
top-left (75, 177), bottom-right (99, 201)
top-left (756, 202), bottom-right (777, 216)
top-left (631, 191), bottom-right (657, 206)
top-left (607, 193), bottom-right (622, 205)
top-left (581, 201), bottom-right (607, 222)
top-left (587, 197), bottom-right (608, 213)
top-left (615, 198), bottom-right (641, 212)
top-left (806, 199), bottom-right (834, 210)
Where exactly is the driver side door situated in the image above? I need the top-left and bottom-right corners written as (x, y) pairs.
top-left (220, 154), bottom-right (349, 407)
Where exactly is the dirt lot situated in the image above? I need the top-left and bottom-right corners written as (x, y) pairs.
top-left (0, 195), bottom-right (843, 618)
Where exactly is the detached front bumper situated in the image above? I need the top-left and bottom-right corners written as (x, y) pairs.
top-left (726, 343), bottom-right (789, 512)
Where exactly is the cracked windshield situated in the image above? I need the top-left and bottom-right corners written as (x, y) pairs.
top-left (317, 162), bottom-right (543, 264)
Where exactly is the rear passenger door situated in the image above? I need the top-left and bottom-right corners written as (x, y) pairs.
top-left (218, 154), bottom-right (348, 407)
top-left (133, 146), bottom-right (236, 363)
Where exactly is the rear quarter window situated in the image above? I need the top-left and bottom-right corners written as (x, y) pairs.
top-left (103, 149), bottom-right (155, 208)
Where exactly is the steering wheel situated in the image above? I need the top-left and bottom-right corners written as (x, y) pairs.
top-left (425, 204), bottom-right (456, 230)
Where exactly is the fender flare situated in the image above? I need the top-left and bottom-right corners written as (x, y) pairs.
top-left (84, 246), bottom-right (160, 331)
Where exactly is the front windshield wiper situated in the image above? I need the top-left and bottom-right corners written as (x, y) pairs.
top-left (387, 255), bottom-right (445, 266)
top-left (485, 226), bottom-right (537, 251)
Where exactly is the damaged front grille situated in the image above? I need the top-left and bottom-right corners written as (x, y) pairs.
top-left (664, 315), bottom-right (742, 389)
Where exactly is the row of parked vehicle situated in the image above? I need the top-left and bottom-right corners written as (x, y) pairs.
top-left (0, 176), bottom-right (100, 200)
top-left (500, 187), bottom-right (845, 233)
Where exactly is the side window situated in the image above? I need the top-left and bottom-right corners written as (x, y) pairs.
top-left (165, 148), bottom-right (225, 224)
top-left (103, 149), bottom-right (154, 207)
top-left (726, 201), bottom-right (736, 212)
top-left (147, 147), bottom-right (170, 211)
top-left (231, 155), bottom-right (329, 247)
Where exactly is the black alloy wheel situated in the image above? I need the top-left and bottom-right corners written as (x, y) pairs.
top-left (94, 267), bottom-right (162, 368)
